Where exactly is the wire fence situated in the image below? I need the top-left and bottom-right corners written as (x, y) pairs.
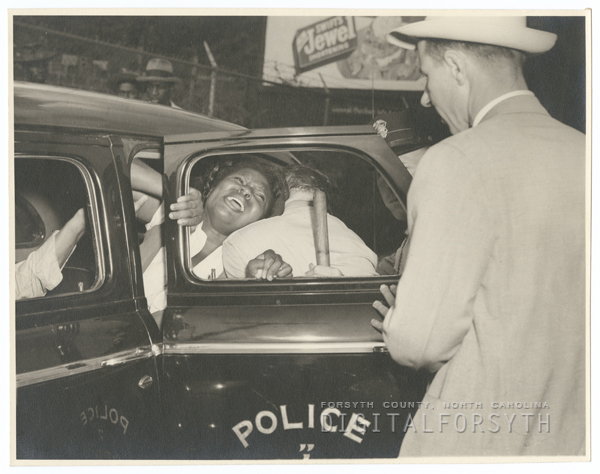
top-left (13, 20), bottom-right (332, 129)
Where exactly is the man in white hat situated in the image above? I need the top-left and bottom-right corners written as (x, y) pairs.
top-left (372, 16), bottom-right (585, 456)
top-left (137, 58), bottom-right (182, 108)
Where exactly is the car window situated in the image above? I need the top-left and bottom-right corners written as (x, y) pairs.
top-left (182, 149), bottom-right (406, 281)
top-left (14, 157), bottom-right (102, 301)
top-left (15, 193), bottom-right (46, 249)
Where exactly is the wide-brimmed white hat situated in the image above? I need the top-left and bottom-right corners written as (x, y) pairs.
top-left (387, 16), bottom-right (557, 54)
top-left (137, 58), bottom-right (181, 83)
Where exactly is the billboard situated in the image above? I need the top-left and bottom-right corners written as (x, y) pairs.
top-left (293, 16), bottom-right (359, 73)
top-left (264, 16), bottom-right (426, 91)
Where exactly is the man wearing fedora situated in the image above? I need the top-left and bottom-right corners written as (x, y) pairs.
top-left (137, 58), bottom-right (182, 108)
top-left (372, 17), bottom-right (585, 456)
top-left (110, 69), bottom-right (139, 100)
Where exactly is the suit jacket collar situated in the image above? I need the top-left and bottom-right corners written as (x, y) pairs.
top-left (478, 94), bottom-right (550, 126)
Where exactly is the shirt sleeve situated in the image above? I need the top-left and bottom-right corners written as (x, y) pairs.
top-left (334, 250), bottom-right (378, 276)
top-left (222, 232), bottom-right (253, 279)
top-left (382, 142), bottom-right (493, 372)
top-left (15, 231), bottom-right (64, 299)
top-left (143, 246), bottom-right (167, 314)
top-left (145, 203), bottom-right (165, 231)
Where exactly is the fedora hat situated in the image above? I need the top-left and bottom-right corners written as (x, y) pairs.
top-left (387, 16), bottom-right (557, 54)
top-left (109, 69), bottom-right (139, 89)
top-left (137, 58), bottom-right (181, 83)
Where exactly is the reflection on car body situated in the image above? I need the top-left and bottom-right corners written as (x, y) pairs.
top-left (14, 82), bottom-right (439, 460)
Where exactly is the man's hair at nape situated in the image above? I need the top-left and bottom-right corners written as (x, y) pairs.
top-left (284, 165), bottom-right (331, 195)
top-left (424, 38), bottom-right (527, 70)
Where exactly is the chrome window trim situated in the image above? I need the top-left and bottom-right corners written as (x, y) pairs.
top-left (163, 341), bottom-right (385, 355)
top-left (16, 345), bottom-right (161, 388)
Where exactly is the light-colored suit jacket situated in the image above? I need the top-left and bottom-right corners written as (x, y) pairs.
top-left (383, 95), bottom-right (586, 456)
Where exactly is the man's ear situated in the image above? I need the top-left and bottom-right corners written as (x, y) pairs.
top-left (443, 50), bottom-right (468, 86)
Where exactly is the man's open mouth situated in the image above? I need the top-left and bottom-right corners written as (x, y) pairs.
top-left (226, 196), bottom-right (245, 212)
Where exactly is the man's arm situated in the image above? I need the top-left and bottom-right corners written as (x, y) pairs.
top-left (376, 144), bottom-right (493, 372)
top-left (131, 159), bottom-right (203, 227)
top-left (53, 208), bottom-right (86, 266)
top-left (131, 159), bottom-right (162, 198)
top-left (15, 208), bottom-right (86, 299)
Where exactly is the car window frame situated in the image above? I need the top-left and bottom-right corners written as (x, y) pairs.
top-left (14, 154), bottom-right (106, 305)
top-left (169, 142), bottom-right (409, 302)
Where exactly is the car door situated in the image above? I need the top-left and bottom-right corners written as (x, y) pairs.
top-left (159, 125), bottom-right (431, 460)
top-left (14, 130), bottom-right (163, 460)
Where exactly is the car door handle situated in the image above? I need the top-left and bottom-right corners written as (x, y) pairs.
top-left (373, 345), bottom-right (389, 353)
top-left (101, 344), bottom-right (161, 367)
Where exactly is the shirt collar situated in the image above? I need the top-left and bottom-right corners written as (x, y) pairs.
top-left (285, 199), bottom-right (313, 211)
top-left (472, 90), bottom-right (535, 128)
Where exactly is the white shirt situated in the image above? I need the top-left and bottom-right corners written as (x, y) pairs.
top-left (15, 231), bottom-right (65, 299)
top-left (143, 222), bottom-right (222, 314)
top-left (222, 199), bottom-right (378, 278)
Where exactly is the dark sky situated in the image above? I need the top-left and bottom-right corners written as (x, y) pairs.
top-left (14, 16), bottom-right (268, 76)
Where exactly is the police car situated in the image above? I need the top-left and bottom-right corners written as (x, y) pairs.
top-left (14, 82), bottom-right (437, 460)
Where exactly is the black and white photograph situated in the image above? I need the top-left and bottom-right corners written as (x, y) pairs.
top-left (6, 4), bottom-right (592, 466)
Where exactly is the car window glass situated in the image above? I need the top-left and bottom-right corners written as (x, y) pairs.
top-left (14, 158), bottom-right (101, 301)
top-left (183, 149), bottom-right (406, 281)
top-left (15, 193), bottom-right (46, 249)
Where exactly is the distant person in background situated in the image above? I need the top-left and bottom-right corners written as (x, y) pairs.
top-left (110, 70), bottom-right (139, 100)
top-left (14, 42), bottom-right (56, 84)
top-left (137, 58), bottom-right (181, 108)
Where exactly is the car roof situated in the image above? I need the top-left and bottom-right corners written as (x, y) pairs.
top-left (13, 82), bottom-right (246, 137)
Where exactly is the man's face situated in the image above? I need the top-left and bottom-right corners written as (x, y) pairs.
top-left (417, 41), bottom-right (469, 135)
top-left (147, 81), bottom-right (172, 105)
top-left (118, 82), bottom-right (137, 100)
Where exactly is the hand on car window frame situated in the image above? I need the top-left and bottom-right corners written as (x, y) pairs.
top-left (169, 187), bottom-right (203, 229)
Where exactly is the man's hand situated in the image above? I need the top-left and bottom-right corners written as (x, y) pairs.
top-left (246, 250), bottom-right (293, 281)
top-left (305, 263), bottom-right (343, 278)
top-left (169, 187), bottom-right (203, 227)
top-left (371, 284), bottom-right (397, 333)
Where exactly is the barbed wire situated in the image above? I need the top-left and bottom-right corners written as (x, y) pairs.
top-left (13, 20), bottom-right (329, 96)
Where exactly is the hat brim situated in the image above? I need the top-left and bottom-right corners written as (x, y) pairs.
top-left (387, 19), bottom-right (557, 54)
top-left (109, 73), bottom-right (139, 88)
top-left (136, 76), bottom-right (181, 84)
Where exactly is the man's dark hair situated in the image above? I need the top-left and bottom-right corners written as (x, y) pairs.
top-left (284, 165), bottom-right (331, 195)
top-left (424, 38), bottom-right (527, 70)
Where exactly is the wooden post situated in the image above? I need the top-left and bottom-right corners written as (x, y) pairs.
top-left (319, 73), bottom-right (330, 126)
top-left (203, 41), bottom-right (217, 117)
top-left (313, 190), bottom-right (330, 266)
